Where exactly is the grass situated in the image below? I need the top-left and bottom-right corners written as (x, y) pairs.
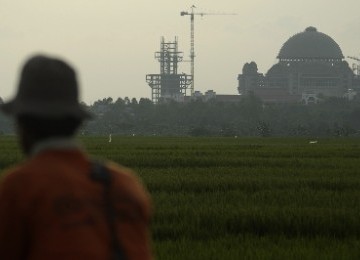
top-left (1, 136), bottom-right (360, 259)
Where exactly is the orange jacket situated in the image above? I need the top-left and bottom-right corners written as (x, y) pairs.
top-left (0, 149), bottom-right (152, 260)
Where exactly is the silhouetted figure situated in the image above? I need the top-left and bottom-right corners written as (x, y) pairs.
top-left (0, 55), bottom-right (152, 260)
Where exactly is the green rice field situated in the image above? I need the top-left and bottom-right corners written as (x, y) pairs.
top-left (1, 136), bottom-right (360, 259)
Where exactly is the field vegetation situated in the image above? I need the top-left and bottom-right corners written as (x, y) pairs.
top-left (1, 136), bottom-right (360, 259)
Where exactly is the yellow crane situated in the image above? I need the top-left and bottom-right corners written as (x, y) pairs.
top-left (181, 6), bottom-right (236, 95)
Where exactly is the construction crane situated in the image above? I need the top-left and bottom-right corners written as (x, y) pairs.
top-left (347, 56), bottom-right (360, 76)
top-left (181, 6), bottom-right (237, 95)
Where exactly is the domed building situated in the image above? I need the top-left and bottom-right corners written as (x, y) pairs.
top-left (238, 27), bottom-right (360, 103)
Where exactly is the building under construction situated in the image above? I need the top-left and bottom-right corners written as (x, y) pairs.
top-left (146, 37), bottom-right (192, 103)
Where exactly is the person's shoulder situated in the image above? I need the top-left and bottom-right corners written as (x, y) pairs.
top-left (1, 155), bottom-right (38, 178)
top-left (106, 161), bottom-right (134, 176)
top-left (0, 163), bottom-right (30, 193)
top-left (1, 161), bottom-right (26, 181)
top-left (105, 161), bottom-right (142, 187)
top-left (0, 153), bottom-right (52, 188)
top-left (105, 161), bottom-right (151, 211)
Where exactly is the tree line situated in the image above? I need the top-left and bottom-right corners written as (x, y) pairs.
top-left (1, 95), bottom-right (360, 137)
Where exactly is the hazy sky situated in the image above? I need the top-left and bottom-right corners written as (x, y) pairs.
top-left (1, 0), bottom-right (359, 104)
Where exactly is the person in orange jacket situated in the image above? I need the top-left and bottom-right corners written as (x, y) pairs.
top-left (0, 54), bottom-right (153, 260)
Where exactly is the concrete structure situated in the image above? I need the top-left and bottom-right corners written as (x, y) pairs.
top-left (146, 37), bottom-right (192, 103)
top-left (238, 27), bottom-right (360, 103)
top-left (185, 90), bottom-right (241, 102)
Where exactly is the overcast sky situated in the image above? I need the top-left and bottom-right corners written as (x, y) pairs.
top-left (1, 0), bottom-right (359, 104)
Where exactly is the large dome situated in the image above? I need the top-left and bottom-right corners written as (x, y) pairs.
top-left (277, 27), bottom-right (344, 60)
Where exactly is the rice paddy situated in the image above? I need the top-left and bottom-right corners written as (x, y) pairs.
top-left (1, 136), bottom-right (360, 259)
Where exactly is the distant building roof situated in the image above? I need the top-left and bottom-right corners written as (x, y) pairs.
top-left (253, 88), bottom-right (301, 103)
top-left (277, 27), bottom-right (344, 60)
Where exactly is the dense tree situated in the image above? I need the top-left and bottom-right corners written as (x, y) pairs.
top-left (83, 96), bottom-right (360, 137)
top-left (2, 95), bottom-right (360, 137)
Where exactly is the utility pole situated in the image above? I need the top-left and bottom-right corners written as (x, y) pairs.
top-left (181, 6), bottom-right (236, 95)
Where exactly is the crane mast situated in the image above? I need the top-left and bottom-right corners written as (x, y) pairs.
top-left (190, 11), bottom-right (195, 95)
top-left (181, 5), bottom-right (196, 96)
top-left (181, 6), bottom-right (236, 95)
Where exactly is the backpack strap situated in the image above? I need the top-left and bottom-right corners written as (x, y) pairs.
top-left (90, 162), bottom-right (126, 260)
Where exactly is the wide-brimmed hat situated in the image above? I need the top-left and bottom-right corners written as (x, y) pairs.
top-left (0, 54), bottom-right (92, 120)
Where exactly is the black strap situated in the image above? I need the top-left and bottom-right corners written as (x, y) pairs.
top-left (91, 162), bottom-right (126, 260)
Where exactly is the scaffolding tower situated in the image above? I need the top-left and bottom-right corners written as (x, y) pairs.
top-left (146, 37), bottom-right (193, 103)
